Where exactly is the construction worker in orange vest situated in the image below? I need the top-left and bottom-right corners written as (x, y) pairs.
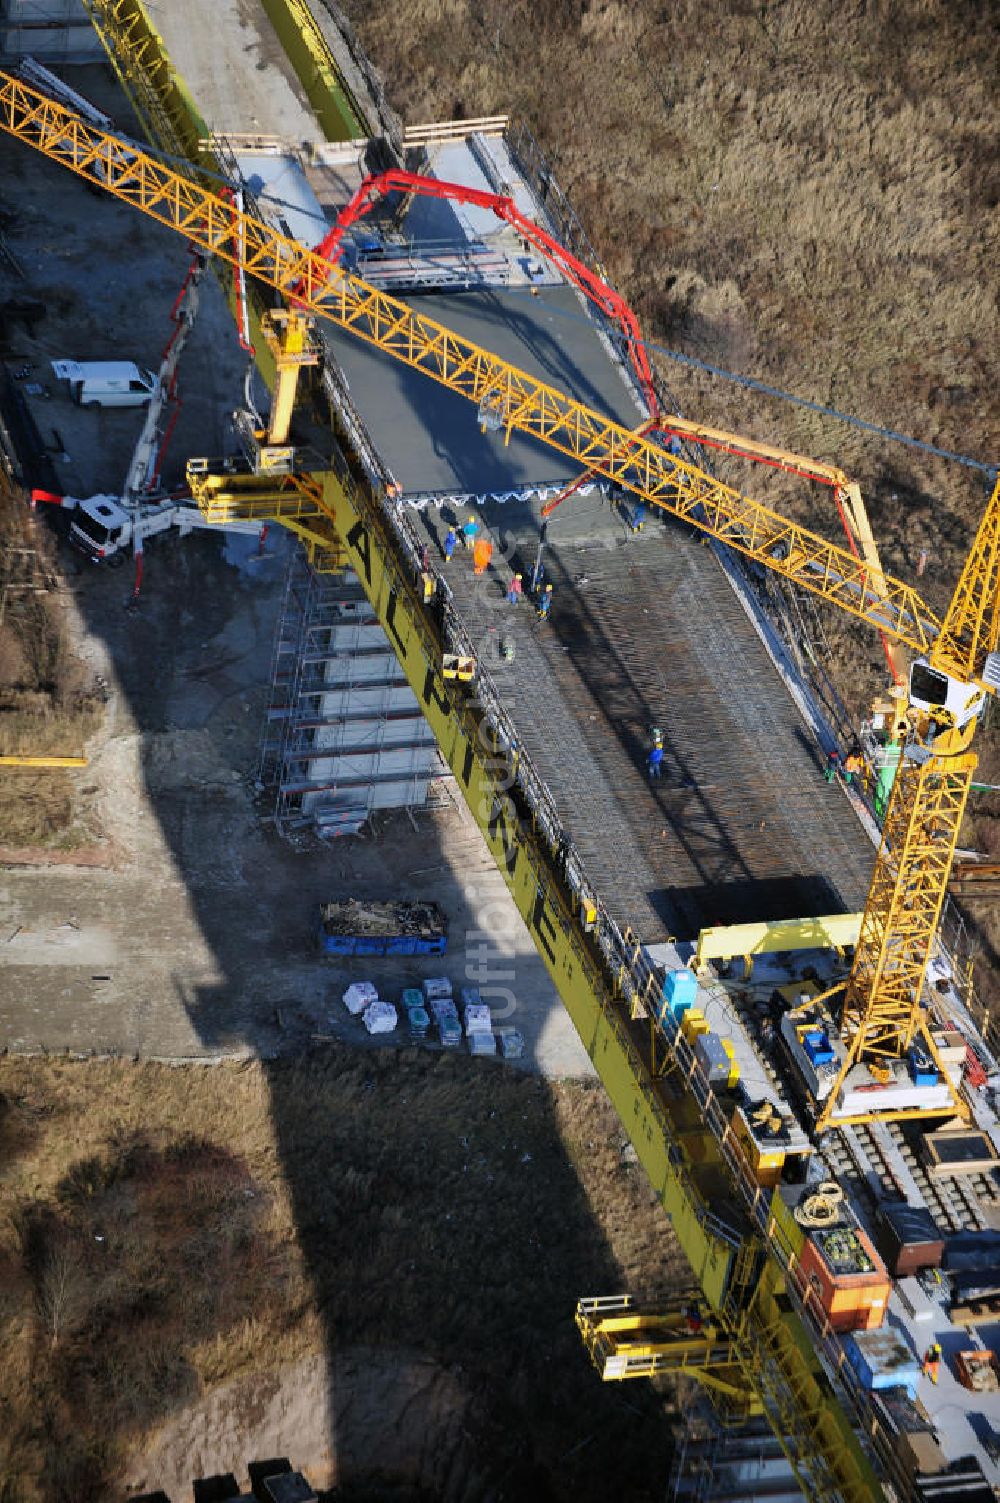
top-left (922, 1342), bottom-right (942, 1384)
top-left (843, 748), bottom-right (863, 787)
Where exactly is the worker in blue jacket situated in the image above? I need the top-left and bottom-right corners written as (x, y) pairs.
top-left (648, 744), bottom-right (665, 780)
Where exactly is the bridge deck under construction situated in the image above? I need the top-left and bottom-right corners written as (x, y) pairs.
top-left (206, 126), bottom-right (880, 942)
top-left (213, 117), bottom-right (880, 945)
top-left (408, 490), bottom-right (876, 942)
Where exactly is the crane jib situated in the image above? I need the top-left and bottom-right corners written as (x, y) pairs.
top-left (0, 66), bottom-right (946, 660)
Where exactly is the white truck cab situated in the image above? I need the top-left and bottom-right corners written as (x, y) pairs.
top-left (65, 495), bottom-right (131, 563)
top-left (51, 359), bottom-right (157, 408)
top-left (38, 490), bottom-right (264, 565)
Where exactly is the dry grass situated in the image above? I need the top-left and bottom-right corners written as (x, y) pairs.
top-left (0, 476), bottom-right (104, 845)
top-left (0, 1050), bottom-right (685, 1501)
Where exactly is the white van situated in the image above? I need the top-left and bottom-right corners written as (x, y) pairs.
top-left (50, 359), bottom-right (157, 408)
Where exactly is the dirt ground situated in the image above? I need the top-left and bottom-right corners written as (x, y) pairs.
top-left (0, 1052), bottom-right (686, 1502)
top-left (0, 513), bottom-right (593, 1074)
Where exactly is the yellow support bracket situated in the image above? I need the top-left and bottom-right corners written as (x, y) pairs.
top-left (694, 913), bottom-right (863, 976)
top-left (187, 464), bottom-right (347, 574)
top-left (576, 1296), bottom-right (752, 1404)
top-left (0, 755), bottom-right (88, 768)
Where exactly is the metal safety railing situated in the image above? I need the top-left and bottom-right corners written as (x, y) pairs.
top-left (348, 464), bottom-right (901, 1500)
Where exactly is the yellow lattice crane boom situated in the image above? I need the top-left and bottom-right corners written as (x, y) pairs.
top-left (0, 69), bottom-right (938, 653)
top-left (2, 64), bottom-right (997, 1127)
top-left (821, 474), bottom-right (1000, 1127)
top-left (635, 414), bottom-right (908, 684)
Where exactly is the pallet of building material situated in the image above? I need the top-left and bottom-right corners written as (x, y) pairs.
top-left (955, 1349), bottom-right (1000, 1392)
top-left (874, 1202), bottom-right (944, 1276)
top-left (869, 1389), bottom-right (943, 1483)
top-left (429, 997), bottom-right (459, 1026)
top-left (364, 1001), bottom-right (398, 1035)
top-left (422, 976), bottom-right (453, 1003)
top-left (949, 1295), bottom-right (1000, 1327)
top-left (949, 860), bottom-right (1000, 897)
top-left (950, 1270), bottom-right (1000, 1306)
top-left (318, 900), bottom-right (448, 956)
top-left (496, 1027), bottom-right (525, 1060)
top-left (406, 1004), bottom-right (430, 1037)
top-left (468, 1030), bottom-right (497, 1057)
top-left (342, 981), bottom-right (378, 1016)
top-left (922, 1128), bottom-right (999, 1178)
top-left (464, 1003), bottom-right (492, 1035)
top-left (437, 1016), bottom-right (462, 1048)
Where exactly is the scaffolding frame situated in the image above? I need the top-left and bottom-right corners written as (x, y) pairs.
top-left (667, 1401), bottom-right (804, 1503)
top-left (258, 546), bottom-right (438, 837)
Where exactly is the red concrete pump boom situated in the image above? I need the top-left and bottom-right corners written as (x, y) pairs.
top-left (310, 168), bottom-right (660, 425)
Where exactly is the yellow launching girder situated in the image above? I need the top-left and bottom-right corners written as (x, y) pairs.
top-left (0, 66), bottom-right (940, 660)
top-left (195, 456), bottom-right (886, 1503)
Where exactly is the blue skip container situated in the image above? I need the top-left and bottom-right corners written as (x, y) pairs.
top-left (662, 968), bottom-right (698, 1017)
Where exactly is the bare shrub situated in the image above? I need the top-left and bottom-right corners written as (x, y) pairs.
top-left (34, 1236), bottom-right (90, 1350)
top-left (15, 1209), bottom-right (93, 1351)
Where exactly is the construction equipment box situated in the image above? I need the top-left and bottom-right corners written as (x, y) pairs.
top-left (319, 900), bottom-right (448, 957)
